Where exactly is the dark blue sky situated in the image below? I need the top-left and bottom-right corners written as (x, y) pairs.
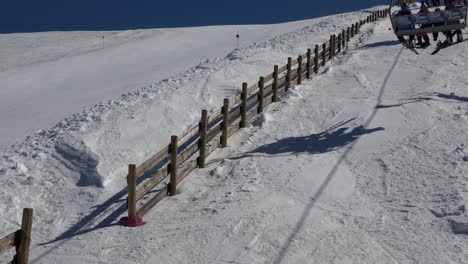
top-left (1, 0), bottom-right (387, 33)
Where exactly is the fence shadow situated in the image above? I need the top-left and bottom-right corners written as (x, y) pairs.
top-left (31, 188), bottom-right (128, 263)
top-left (31, 156), bottom-right (172, 263)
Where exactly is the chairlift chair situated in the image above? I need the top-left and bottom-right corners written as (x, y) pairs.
top-left (389, 0), bottom-right (467, 37)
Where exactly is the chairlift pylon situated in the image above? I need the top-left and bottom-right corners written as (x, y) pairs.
top-left (389, 0), bottom-right (467, 38)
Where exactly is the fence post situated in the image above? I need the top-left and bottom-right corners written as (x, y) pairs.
top-left (258, 77), bottom-right (264, 113)
top-left (198, 110), bottom-right (207, 168)
top-left (355, 22), bottom-right (359, 35)
top-left (346, 27), bottom-right (350, 42)
top-left (337, 34), bottom-right (341, 53)
top-left (297, 55), bottom-right (302, 85)
top-left (241, 83), bottom-right (248, 128)
top-left (16, 208), bottom-right (32, 264)
top-left (273, 65), bottom-right (278, 102)
top-left (286, 57), bottom-right (292, 91)
top-left (314, 45), bottom-right (319, 74)
top-left (333, 35), bottom-right (337, 58)
top-left (306, 48), bottom-right (311, 79)
top-left (351, 24), bottom-right (355, 37)
top-left (342, 30), bottom-right (346, 47)
top-left (127, 164), bottom-right (137, 217)
top-left (321, 43), bottom-right (326, 66)
top-left (169, 136), bottom-right (178, 195)
top-left (222, 98), bottom-right (229, 147)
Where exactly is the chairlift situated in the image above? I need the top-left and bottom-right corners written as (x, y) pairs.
top-left (389, 0), bottom-right (467, 37)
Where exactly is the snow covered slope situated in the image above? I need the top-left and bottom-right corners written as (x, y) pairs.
top-left (2, 5), bottom-right (468, 263)
top-left (0, 18), bottom-right (347, 151)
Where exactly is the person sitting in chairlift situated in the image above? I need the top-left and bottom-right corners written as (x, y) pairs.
top-left (443, 0), bottom-right (464, 44)
top-left (416, 3), bottom-right (432, 47)
top-left (396, 3), bottom-right (416, 46)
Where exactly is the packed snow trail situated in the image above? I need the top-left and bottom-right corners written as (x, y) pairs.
top-left (126, 16), bottom-right (468, 264)
top-left (2, 7), bottom-right (468, 263)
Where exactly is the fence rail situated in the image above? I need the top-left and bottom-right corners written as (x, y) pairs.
top-left (121, 10), bottom-right (389, 225)
top-left (0, 208), bottom-right (33, 264)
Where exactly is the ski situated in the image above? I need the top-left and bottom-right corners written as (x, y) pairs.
top-left (408, 46), bottom-right (420, 55)
top-left (431, 39), bottom-right (467, 55)
top-left (401, 42), bottom-right (419, 55)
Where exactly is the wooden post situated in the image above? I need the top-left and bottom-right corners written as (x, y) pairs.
top-left (286, 57), bottom-right (292, 91)
top-left (332, 34), bottom-right (336, 58)
top-left (222, 98), bottom-right (229, 148)
top-left (16, 208), bottom-right (33, 264)
top-left (351, 24), bottom-right (355, 37)
top-left (128, 164), bottom-right (137, 217)
top-left (346, 27), bottom-right (350, 42)
top-left (297, 55), bottom-right (302, 85)
top-left (170, 136), bottom-right (178, 195)
top-left (342, 30), bottom-right (346, 47)
top-left (306, 48), bottom-right (311, 79)
top-left (329, 35), bottom-right (333, 59)
top-left (337, 34), bottom-right (341, 53)
top-left (314, 45), bottom-right (319, 74)
top-left (240, 83), bottom-right (248, 128)
top-left (198, 110), bottom-right (207, 168)
top-left (321, 43), bottom-right (326, 66)
top-left (273, 65), bottom-right (278, 102)
top-left (355, 22), bottom-right (359, 35)
top-left (258, 76), bottom-right (264, 113)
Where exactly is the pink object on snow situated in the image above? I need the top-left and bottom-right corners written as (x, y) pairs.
top-left (119, 216), bottom-right (145, 227)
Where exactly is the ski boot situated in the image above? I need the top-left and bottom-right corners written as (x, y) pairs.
top-left (457, 33), bottom-right (463, 43)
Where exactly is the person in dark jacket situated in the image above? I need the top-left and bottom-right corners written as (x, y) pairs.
top-left (432, 8), bottom-right (444, 41)
top-left (396, 3), bottom-right (416, 46)
top-left (416, 3), bottom-right (431, 47)
top-left (444, 0), bottom-right (464, 44)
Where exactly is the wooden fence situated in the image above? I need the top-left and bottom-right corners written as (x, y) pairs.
top-left (0, 208), bottom-right (33, 264)
top-left (123, 10), bottom-right (389, 223)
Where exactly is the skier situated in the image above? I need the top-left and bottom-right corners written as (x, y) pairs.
top-left (432, 8), bottom-right (444, 41)
top-left (396, 3), bottom-right (416, 46)
top-left (416, 3), bottom-right (431, 47)
top-left (444, 0), bottom-right (464, 45)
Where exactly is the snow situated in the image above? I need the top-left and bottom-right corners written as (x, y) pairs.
top-left (0, 18), bottom-right (346, 151)
top-left (2, 5), bottom-right (468, 264)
